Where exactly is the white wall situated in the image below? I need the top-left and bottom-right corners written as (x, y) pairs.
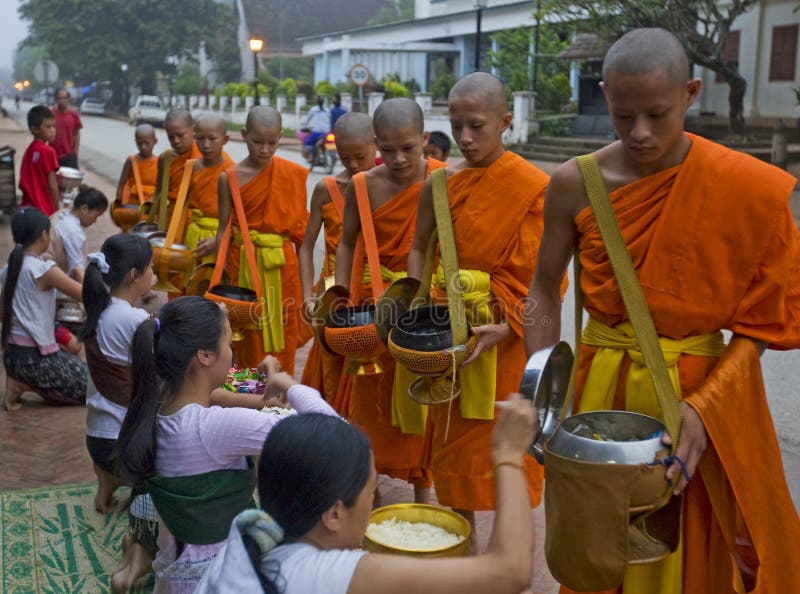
top-left (698, 0), bottom-right (799, 118)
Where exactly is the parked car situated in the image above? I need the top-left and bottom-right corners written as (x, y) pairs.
top-left (129, 95), bottom-right (167, 126)
top-left (80, 97), bottom-right (107, 116)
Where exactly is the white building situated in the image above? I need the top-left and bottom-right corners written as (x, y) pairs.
top-left (696, 1), bottom-right (799, 119)
top-left (299, 0), bottom-right (541, 92)
top-left (300, 0), bottom-right (799, 118)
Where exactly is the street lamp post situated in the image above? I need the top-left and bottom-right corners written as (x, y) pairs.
top-left (249, 37), bottom-right (264, 105)
top-left (121, 63), bottom-right (128, 111)
top-left (473, 0), bottom-right (487, 72)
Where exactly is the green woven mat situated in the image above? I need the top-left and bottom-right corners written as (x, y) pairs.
top-left (0, 482), bottom-right (154, 594)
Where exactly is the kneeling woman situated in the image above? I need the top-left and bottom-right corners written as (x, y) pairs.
top-left (197, 396), bottom-right (538, 594)
top-left (116, 296), bottom-right (337, 593)
top-left (2, 207), bottom-right (87, 410)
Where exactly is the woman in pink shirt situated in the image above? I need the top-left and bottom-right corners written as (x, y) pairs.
top-left (116, 296), bottom-right (336, 593)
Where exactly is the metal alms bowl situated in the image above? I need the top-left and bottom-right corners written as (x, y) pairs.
top-left (363, 503), bottom-right (471, 558)
top-left (547, 411), bottom-right (668, 465)
top-left (519, 341), bottom-right (574, 463)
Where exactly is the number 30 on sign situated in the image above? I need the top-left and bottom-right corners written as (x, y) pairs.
top-left (349, 64), bottom-right (371, 87)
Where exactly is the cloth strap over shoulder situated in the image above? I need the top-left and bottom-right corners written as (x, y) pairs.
top-left (575, 153), bottom-right (681, 447)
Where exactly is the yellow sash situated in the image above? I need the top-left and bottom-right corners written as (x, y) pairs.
top-left (236, 230), bottom-right (288, 353)
top-left (435, 265), bottom-right (496, 420)
top-left (579, 317), bottom-right (725, 418)
top-left (184, 209), bottom-right (219, 265)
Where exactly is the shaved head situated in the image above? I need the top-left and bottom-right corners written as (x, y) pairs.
top-left (194, 113), bottom-right (226, 133)
top-left (372, 98), bottom-right (424, 138)
top-left (134, 123), bottom-right (156, 139)
top-left (334, 112), bottom-right (375, 143)
top-left (165, 108), bottom-right (193, 128)
top-left (448, 72), bottom-right (507, 115)
top-left (246, 106), bottom-right (282, 131)
top-left (603, 28), bottom-right (690, 85)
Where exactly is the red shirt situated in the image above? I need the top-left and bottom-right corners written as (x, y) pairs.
top-left (51, 108), bottom-right (82, 158)
top-left (19, 139), bottom-right (59, 216)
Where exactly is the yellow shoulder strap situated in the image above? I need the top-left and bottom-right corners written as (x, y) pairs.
top-left (575, 153), bottom-right (681, 448)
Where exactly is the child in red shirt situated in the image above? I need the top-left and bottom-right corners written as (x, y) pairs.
top-left (19, 105), bottom-right (60, 216)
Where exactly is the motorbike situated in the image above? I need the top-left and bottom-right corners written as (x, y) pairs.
top-left (299, 129), bottom-right (338, 175)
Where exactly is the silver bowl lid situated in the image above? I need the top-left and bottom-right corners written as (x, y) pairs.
top-left (518, 341), bottom-right (574, 463)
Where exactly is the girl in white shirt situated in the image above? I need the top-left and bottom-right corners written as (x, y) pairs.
top-left (2, 207), bottom-right (86, 411)
top-left (80, 233), bottom-right (156, 593)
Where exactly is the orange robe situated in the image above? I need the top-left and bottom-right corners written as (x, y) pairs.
top-left (564, 134), bottom-right (800, 594)
top-left (425, 151), bottom-right (549, 510)
top-left (301, 177), bottom-right (347, 404)
top-left (124, 155), bottom-right (158, 204)
top-left (167, 144), bottom-right (201, 201)
top-left (228, 156), bottom-right (309, 374)
top-left (187, 152), bottom-right (234, 217)
top-left (340, 159), bottom-right (446, 486)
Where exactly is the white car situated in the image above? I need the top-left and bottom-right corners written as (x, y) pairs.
top-left (79, 97), bottom-right (107, 116)
top-left (129, 95), bottom-right (166, 126)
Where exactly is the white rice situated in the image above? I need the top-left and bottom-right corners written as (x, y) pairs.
top-left (366, 517), bottom-right (465, 550)
top-left (261, 406), bottom-right (297, 416)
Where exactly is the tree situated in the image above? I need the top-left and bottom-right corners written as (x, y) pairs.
top-left (18, 0), bottom-right (240, 93)
top-left (173, 62), bottom-right (205, 96)
top-left (12, 43), bottom-right (49, 87)
top-left (547, 0), bottom-right (757, 135)
top-left (366, 0), bottom-right (414, 26)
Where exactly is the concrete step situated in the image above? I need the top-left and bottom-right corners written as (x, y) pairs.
top-left (530, 136), bottom-right (612, 150)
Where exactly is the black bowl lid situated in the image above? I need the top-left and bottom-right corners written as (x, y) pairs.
top-left (208, 284), bottom-right (258, 302)
top-left (328, 304), bottom-right (375, 328)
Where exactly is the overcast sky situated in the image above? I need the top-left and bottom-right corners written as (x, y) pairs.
top-left (0, 1), bottom-right (28, 72)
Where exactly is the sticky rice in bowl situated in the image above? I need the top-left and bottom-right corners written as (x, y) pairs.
top-left (363, 503), bottom-right (470, 557)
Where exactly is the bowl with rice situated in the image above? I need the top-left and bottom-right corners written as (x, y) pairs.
top-left (363, 503), bottom-right (471, 557)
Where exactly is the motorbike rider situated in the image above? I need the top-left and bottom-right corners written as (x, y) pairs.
top-left (302, 95), bottom-right (330, 163)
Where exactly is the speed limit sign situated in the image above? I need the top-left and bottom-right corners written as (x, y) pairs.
top-left (349, 64), bottom-right (371, 87)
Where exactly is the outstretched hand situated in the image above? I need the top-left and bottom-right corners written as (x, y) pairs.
top-left (258, 355), bottom-right (297, 403)
top-left (462, 323), bottom-right (511, 366)
top-left (661, 401), bottom-right (707, 495)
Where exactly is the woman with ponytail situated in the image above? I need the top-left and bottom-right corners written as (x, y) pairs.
top-left (116, 296), bottom-right (337, 593)
top-left (80, 233), bottom-right (159, 593)
top-left (2, 207), bottom-right (87, 411)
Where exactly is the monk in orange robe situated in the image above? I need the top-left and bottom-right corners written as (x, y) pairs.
top-left (335, 98), bottom-right (446, 504)
top-left (408, 73), bottom-right (551, 533)
top-left (525, 28), bottom-right (800, 594)
top-left (115, 123), bottom-right (158, 206)
top-left (152, 109), bottom-right (201, 230)
top-left (217, 106), bottom-right (309, 374)
top-left (183, 114), bottom-right (234, 269)
top-left (299, 113), bottom-right (378, 405)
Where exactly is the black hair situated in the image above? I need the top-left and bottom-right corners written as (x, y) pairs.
top-left (253, 414), bottom-right (372, 592)
top-left (81, 234), bottom-right (152, 340)
top-left (116, 296), bottom-right (226, 483)
top-left (333, 93), bottom-right (341, 107)
top-left (55, 88), bottom-right (68, 99)
top-left (27, 105), bottom-right (54, 132)
top-left (428, 130), bottom-right (451, 154)
top-left (1, 208), bottom-right (51, 349)
top-left (258, 413), bottom-right (371, 534)
top-left (73, 186), bottom-right (109, 212)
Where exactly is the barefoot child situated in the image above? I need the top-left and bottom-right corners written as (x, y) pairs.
top-left (334, 98), bottom-right (446, 505)
top-left (151, 109), bottom-right (201, 230)
top-left (80, 234), bottom-right (158, 591)
top-left (116, 298), bottom-right (337, 592)
top-left (114, 124), bottom-right (158, 211)
top-left (183, 114), bottom-right (234, 267)
top-left (407, 72), bottom-right (552, 535)
top-left (1, 208), bottom-right (87, 410)
top-left (298, 112), bottom-right (377, 403)
top-left (216, 106), bottom-right (309, 373)
top-left (19, 105), bottom-right (60, 216)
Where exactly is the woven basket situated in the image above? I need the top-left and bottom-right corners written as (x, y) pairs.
top-left (205, 285), bottom-right (261, 332)
top-left (388, 333), bottom-right (476, 375)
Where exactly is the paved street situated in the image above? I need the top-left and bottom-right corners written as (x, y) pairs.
top-left (2, 101), bottom-right (799, 512)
